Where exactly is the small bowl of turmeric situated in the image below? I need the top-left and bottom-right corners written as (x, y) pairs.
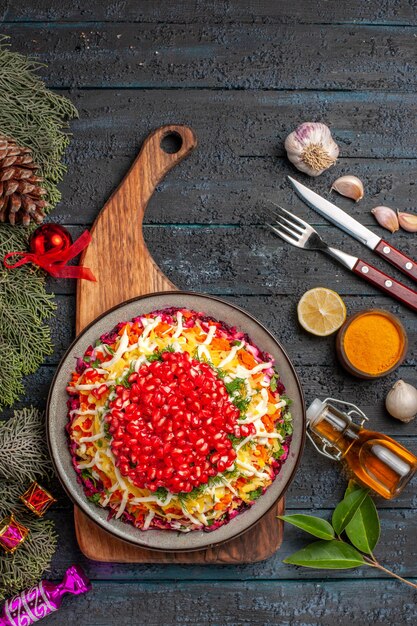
top-left (336, 309), bottom-right (408, 379)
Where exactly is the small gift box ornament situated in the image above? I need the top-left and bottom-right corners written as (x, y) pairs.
top-left (0, 513), bottom-right (29, 554)
top-left (20, 481), bottom-right (57, 517)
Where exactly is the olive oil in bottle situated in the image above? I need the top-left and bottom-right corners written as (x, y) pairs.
top-left (306, 398), bottom-right (417, 499)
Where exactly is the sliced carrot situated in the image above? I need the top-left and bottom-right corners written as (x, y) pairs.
top-left (261, 414), bottom-right (275, 433)
top-left (256, 445), bottom-right (268, 461)
top-left (128, 333), bottom-right (139, 345)
top-left (238, 350), bottom-right (256, 369)
top-left (252, 373), bottom-right (264, 383)
top-left (211, 337), bottom-right (231, 351)
top-left (155, 322), bottom-right (172, 334)
top-left (95, 470), bottom-right (112, 489)
top-left (268, 389), bottom-right (278, 403)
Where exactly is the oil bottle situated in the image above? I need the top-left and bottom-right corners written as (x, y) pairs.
top-left (306, 397), bottom-right (417, 499)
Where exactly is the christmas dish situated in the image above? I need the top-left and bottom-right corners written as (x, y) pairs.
top-left (48, 292), bottom-right (305, 551)
top-left (66, 308), bottom-right (293, 533)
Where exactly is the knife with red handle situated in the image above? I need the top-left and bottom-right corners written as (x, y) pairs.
top-left (373, 240), bottom-right (417, 282)
top-left (353, 258), bottom-right (417, 311)
top-left (289, 176), bottom-right (417, 284)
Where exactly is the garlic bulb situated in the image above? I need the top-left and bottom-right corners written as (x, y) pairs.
top-left (397, 211), bottom-right (417, 233)
top-left (386, 380), bottom-right (417, 422)
top-left (331, 175), bottom-right (364, 202)
top-left (371, 206), bottom-right (399, 233)
top-left (284, 122), bottom-right (339, 177)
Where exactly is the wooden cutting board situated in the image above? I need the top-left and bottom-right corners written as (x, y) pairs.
top-left (75, 124), bottom-right (284, 563)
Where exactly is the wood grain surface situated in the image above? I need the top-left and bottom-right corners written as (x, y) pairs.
top-left (2, 1), bottom-right (417, 623)
top-left (76, 124), bottom-right (196, 332)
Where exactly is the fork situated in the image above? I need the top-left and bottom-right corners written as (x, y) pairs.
top-left (266, 202), bottom-right (417, 312)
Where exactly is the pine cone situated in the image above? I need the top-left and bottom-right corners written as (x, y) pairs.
top-left (0, 135), bottom-right (48, 225)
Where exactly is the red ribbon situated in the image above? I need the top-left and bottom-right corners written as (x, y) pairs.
top-left (3, 230), bottom-right (96, 281)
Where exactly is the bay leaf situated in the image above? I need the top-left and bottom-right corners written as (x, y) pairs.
top-left (278, 514), bottom-right (335, 540)
top-left (344, 481), bottom-right (380, 555)
top-left (332, 487), bottom-right (369, 535)
top-left (284, 539), bottom-right (365, 569)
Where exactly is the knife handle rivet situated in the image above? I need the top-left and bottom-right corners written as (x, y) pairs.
top-left (383, 246), bottom-right (390, 254)
top-left (406, 262), bottom-right (413, 270)
top-left (385, 280), bottom-right (393, 288)
top-left (361, 266), bottom-right (369, 274)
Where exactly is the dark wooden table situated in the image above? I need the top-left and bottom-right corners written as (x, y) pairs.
top-left (2, 1), bottom-right (417, 623)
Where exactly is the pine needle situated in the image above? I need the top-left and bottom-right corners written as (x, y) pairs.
top-left (0, 518), bottom-right (57, 601)
top-left (0, 407), bottom-right (53, 483)
top-left (0, 36), bottom-right (78, 408)
top-left (0, 35), bottom-right (78, 210)
top-left (0, 406), bottom-right (58, 600)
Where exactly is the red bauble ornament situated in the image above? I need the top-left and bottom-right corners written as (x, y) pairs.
top-left (29, 223), bottom-right (73, 256)
top-left (3, 223), bottom-right (96, 281)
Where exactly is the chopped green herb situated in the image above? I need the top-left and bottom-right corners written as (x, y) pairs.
top-left (224, 377), bottom-right (250, 414)
top-left (215, 367), bottom-right (227, 379)
top-left (282, 411), bottom-right (293, 436)
top-left (96, 439), bottom-right (103, 448)
top-left (206, 519), bottom-right (215, 527)
top-left (147, 345), bottom-right (175, 363)
top-left (147, 353), bottom-right (161, 363)
top-left (247, 487), bottom-right (263, 500)
top-left (273, 448), bottom-right (285, 460)
top-left (81, 469), bottom-right (93, 482)
top-left (154, 487), bottom-right (168, 502)
top-left (224, 377), bottom-right (245, 396)
top-left (176, 470), bottom-right (239, 503)
top-left (228, 434), bottom-right (241, 447)
top-left (104, 422), bottom-right (112, 440)
top-left (87, 492), bottom-right (101, 504)
top-left (224, 468), bottom-right (239, 481)
top-left (233, 395), bottom-right (251, 413)
top-left (270, 373), bottom-right (279, 392)
top-left (106, 345), bottom-right (115, 355)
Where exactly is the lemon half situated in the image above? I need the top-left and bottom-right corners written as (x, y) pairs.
top-left (297, 287), bottom-right (346, 336)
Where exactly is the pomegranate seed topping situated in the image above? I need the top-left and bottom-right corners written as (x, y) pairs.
top-left (106, 351), bottom-right (246, 493)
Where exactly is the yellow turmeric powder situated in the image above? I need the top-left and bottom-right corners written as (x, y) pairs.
top-left (343, 312), bottom-right (405, 375)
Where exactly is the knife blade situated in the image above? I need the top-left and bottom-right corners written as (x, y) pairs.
top-left (288, 176), bottom-right (417, 284)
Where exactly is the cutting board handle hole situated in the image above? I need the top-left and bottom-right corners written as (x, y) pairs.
top-left (160, 131), bottom-right (183, 154)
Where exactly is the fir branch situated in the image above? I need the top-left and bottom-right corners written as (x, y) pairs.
top-left (0, 251), bottom-right (56, 405)
top-left (0, 340), bottom-right (24, 407)
top-left (0, 480), bottom-right (26, 518)
top-left (0, 35), bottom-right (78, 212)
top-left (0, 518), bottom-right (57, 601)
top-left (0, 36), bottom-right (77, 406)
top-left (0, 407), bottom-right (53, 483)
top-left (0, 405), bottom-right (58, 600)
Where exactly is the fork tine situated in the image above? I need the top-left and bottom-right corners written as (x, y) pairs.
top-left (271, 211), bottom-right (304, 234)
top-left (273, 218), bottom-right (302, 240)
top-left (268, 201), bottom-right (310, 230)
top-left (265, 206), bottom-right (304, 234)
top-left (267, 223), bottom-right (300, 246)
